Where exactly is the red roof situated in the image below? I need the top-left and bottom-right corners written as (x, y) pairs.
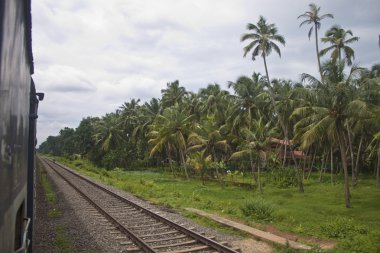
top-left (270, 138), bottom-right (294, 146)
top-left (292, 150), bottom-right (305, 158)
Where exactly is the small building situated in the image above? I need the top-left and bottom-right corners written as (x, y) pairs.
top-left (270, 138), bottom-right (305, 163)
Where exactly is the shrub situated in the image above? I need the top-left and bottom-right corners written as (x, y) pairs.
top-left (320, 216), bottom-right (368, 239)
top-left (240, 197), bottom-right (274, 222)
top-left (171, 191), bottom-right (183, 198)
top-left (100, 169), bottom-right (110, 177)
top-left (266, 168), bottom-right (298, 188)
top-left (335, 234), bottom-right (377, 253)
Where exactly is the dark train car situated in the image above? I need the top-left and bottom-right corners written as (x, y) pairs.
top-left (0, 0), bottom-right (41, 252)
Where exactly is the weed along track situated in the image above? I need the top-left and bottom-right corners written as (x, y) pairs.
top-left (39, 157), bottom-right (240, 253)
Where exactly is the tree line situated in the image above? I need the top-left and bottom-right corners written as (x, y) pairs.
top-left (39, 4), bottom-right (380, 208)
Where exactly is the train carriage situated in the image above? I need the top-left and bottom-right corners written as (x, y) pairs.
top-left (0, 0), bottom-right (42, 252)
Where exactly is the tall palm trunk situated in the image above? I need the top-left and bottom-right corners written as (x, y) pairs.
top-left (319, 151), bottom-right (327, 182)
top-left (331, 146), bottom-right (334, 184)
top-left (257, 157), bottom-right (263, 193)
top-left (250, 151), bottom-right (258, 183)
top-left (179, 149), bottom-right (189, 180)
top-left (263, 55), bottom-right (271, 86)
top-left (377, 147), bottom-right (380, 188)
top-left (307, 150), bottom-right (317, 180)
top-left (337, 129), bottom-right (351, 208)
top-left (165, 144), bottom-right (175, 176)
top-left (213, 149), bottom-right (224, 187)
top-left (282, 127), bottom-right (288, 167)
top-left (346, 125), bottom-right (356, 185)
top-left (314, 23), bottom-right (323, 81)
top-left (354, 134), bottom-right (364, 183)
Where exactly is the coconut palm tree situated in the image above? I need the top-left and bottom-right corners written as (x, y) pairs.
top-left (272, 79), bottom-right (309, 166)
top-left (161, 80), bottom-right (188, 109)
top-left (240, 19), bottom-right (301, 177)
top-left (187, 152), bottom-right (212, 184)
top-left (230, 116), bottom-right (276, 193)
top-left (227, 73), bottom-right (266, 133)
top-left (148, 103), bottom-right (194, 180)
top-left (241, 16), bottom-right (285, 85)
top-left (132, 98), bottom-right (161, 141)
top-left (187, 120), bottom-right (229, 184)
top-left (320, 25), bottom-right (359, 66)
top-left (298, 3), bottom-right (333, 80)
top-left (93, 113), bottom-right (124, 152)
top-left (292, 61), bottom-right (363, 208)
top-left (198, 83), bottom-right (230, 126)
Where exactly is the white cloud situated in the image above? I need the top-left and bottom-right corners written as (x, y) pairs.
top-left (32, 0), bottom-right (380, 144)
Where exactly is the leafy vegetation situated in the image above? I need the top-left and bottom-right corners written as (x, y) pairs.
top-left (53, 156), bottom-right (380, 252)
top-left (240, 197), bottom-right (274, 222)
top-left (38, 3), bottom-right (379, 251)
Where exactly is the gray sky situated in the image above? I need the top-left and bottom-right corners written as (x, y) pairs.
top-left (32, 0), bottom-right (380, 145)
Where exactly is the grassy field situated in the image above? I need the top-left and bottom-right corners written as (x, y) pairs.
top-left (54, 157), bottom-right (380, 252)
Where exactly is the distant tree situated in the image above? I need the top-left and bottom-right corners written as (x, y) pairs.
top-left (93, 113), bottom-right (123, 153)
top-left (227, 73), bottom-right (265, 132)
top-left (198, 83), bottom-right (230, 126)
top-left (161, 80), bottom-right (187, 108)
top-left (187, 152), bottom-right (212, 184)
top-left (148, 103), bottom-right (194, 180)
top-left (293, 61), bottom-right (363, 207)
top-left (320, 25), bottom-right (359, 66)
top-left (230, 116), bottom-right (276, 193)
top-left (241, 16), bottom-right (285, 85)
top-left (75, 117), bottom-right (99, 156)
top-left (298, 3), bottom-right (333, 80)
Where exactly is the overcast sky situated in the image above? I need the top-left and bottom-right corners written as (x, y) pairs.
top-left (32, 0), bottom-right (380, 145)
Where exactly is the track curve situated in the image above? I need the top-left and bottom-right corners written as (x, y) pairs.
top-left (39, 157), bottom-right (240, 253)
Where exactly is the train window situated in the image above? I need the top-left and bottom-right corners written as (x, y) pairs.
top-left (14, 202), bottom-right (24, 251)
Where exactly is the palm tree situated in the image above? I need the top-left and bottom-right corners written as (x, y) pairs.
top-left (187, 152), bottom-right (212, 184)
top-left (198, 83), bottom-right (230, 126)
top-left (298, 3), bottom-right (333, 80)
top-left (292, 61), bottom-right (363, 208)
top-left (272, 79), bottom-right (309, 166)
top-left (230, 116), bottom-right (276, 193)
top-left (320, 25), bottom-right (359, 66)
top-left (187, 120), bottom-right (229, 184)
top-left (132, 98), bottom-right (161, 141)
top-left (241, 16), bottom-right (285, 85)
top-left (161, 80), bottom-right (187, 108)
top-left (227, 73), bottom-right (266, 132)
top-left (240, 18), bottom-right (301, 178)
top-left (148, 103), bottom-right (194, 180)
top-left (93, 113), bottom-right (124, 152)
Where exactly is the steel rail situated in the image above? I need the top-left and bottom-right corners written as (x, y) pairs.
top-left (44, 158), bottom-right (239, 253)
top-left (40, 158), bottom-right (156, 253)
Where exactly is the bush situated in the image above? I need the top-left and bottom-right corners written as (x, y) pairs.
top-left (320, 216), bottom-right (368, 239)
top-left (266, 168), bottom-right (298, 188)
top-left (336, 234), bottom-right (377, 253)
top-left (240, 197), bottom-right (274, 222)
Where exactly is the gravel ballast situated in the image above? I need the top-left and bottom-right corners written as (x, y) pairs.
top-left (34, 160), bottom-right (272, 252)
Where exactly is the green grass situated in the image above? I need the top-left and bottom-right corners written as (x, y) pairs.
top-left (54, 156), bottom-right (380, 252)
top-left (54, 225), bottom-right (75, 253)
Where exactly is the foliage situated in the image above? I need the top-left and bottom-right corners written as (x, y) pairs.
top-left (240, 197), bottom-right (274, 222)
top-left (266, 168), bottom-right (298, 188)
top-left (320, 216), bottom-right (368, 239)
top-left (55, 157), bottom-right (380, 252)
top-left (38, 4), bottom-right (380, 212)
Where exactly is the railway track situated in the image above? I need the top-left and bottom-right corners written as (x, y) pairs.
top-left (39, 157), bottom-right (240, 253)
